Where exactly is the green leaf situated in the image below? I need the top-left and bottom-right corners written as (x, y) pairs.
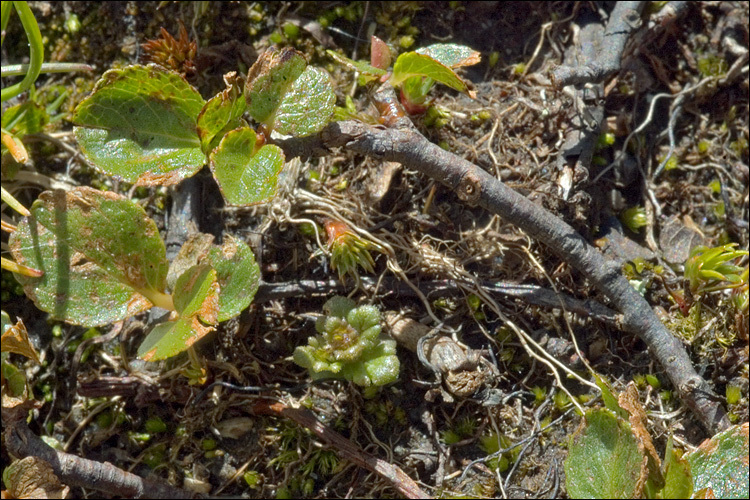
top-left (370, 36), bottom-right (392, 70)
top-left (137, 314), bottom-right (215, 361)
top-left (415, 43), bottom-right (481, 68)
top-left (564, 409), bottom-right (644, 499)
top-left (594, 374), bottom-right (629, 419)
top-left (687, 422), bottom-right (749, 499)
top-left (273, 66), bottom-right (336, 137)
top-left (8, 187), bottom-right (169, 326)
top-left (172, 265), bottom-right (219, 321)
top-left (139, 264), bottom-right (220, 361)
top-left (361, 340), bottom-right (399, 386)
top-left (165, 234), bottom-right (260, 321)
top-left (347, 305), bottom-right (380, 338)
top-left (197, 73), bottom-right (247, 154)
top-left (73, 64), bottom-right (206, 185)
top-left (245, 47), bottom-right (306, 127)
top-left (209, 127), bottom-right (285, 205)
top-left (326, 49), bottom-right (386, 80)
top-left (661, 436), bottom-right (693, 499)
top-left (401, 75), bottom-right (434, 108)
top-left (203, 236), bottom-right (260, 322)
top-left (391, 52), bottom-right (470, 94)
top-left (322, 296), bottom-right (356, 319)
top-left (1, 101), bottom-right (49, 137)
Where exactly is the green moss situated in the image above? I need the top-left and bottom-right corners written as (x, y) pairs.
top-left (488, 51), bottom-right (500, 68)
top-left (554, 390), bottom-right (571, 410)
top-left (596, 132), bottom-right (615, 149)
top-left (282, 22), bottom-right (300, 40)
top-left (620, 206), bottom-right (648, 233)
top-left (399, 35), bottom-right (415, 50)
top-left (730, 136), bottom-right (748, 157)
top-left (725, 385), bottom-right (741, 405)
top-left (531, 386), bottom-right (547, 405)
top-left (144, 417), bottom-right (167, 434)
top-left (645, 374), bottom-right (661, 389)
top-left (269, 31), bottom-right (283, 45)
top-left (95, 411), bottom-right (113, 428)
top-left (243, 470), bottom-right (261, 488)
top-left (142, 443), bottom-right (166, 468)
top-left (697, 54), bottom-right (728, 77)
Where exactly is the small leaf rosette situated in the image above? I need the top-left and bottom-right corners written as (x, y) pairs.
top-left (324, 219), bottom-right (380, 284)
top-left (293, 297), bottom-right (399, 387)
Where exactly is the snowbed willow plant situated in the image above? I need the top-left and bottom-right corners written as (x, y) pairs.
top-left (7, 41), bottom-right (477, 365)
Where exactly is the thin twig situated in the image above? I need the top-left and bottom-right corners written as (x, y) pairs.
top-left (313, 115), bottom-right (729, 434)
top-left (250, 399), bottom-right (430, 499)
top-left (5, 423), bottom-right (199, 499)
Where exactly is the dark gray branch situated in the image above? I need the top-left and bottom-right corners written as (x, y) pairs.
top-left (256, 278), bottom-right (621, 326)
top-left (311, 119), bottom-right (729, 435)
top-left (5, 422), bottom-right (199, 499)
top-left (551, 2), bottom-right (646, 87)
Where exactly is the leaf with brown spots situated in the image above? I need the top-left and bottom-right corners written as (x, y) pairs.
top-left (8, 187), bottom-right (169, 326)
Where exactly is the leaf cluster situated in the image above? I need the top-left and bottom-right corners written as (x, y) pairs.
top-left (328, 38), bottom-right (480, 117)
top-left (73, 47), bottom-right (335, 206)
top-left (5, 47), bottom-right (341, 361)
top-left (293, 296), bottom-right (399, 387)
top-left (8, 187), bottom-right (260, 361)
top-left (565, 378), bottom-right (749, 499)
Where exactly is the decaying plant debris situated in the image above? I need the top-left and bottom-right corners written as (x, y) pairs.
top-left (2, 2), bottom-right (748, 498)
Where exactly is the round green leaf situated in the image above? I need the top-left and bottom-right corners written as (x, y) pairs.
top-left (415, 43), bottom-right (481, 68)
top-left (363, 351), bottom-right (400, 386)
top-left (274, 66), bottom-right (336, 137)
top-left (209, 127), bottom-right (285, 206)
top-left (8, 187), bottom-right (168, 326)
top-left (687, 423), bottom-right (749, 499)
top-left (204, 236), bottom-right (260, 322)
top-left (245, 47), bottom-right (306, 127)
top-left (391, 52), bottom-right (469, 94)
top-left (73, 64), bottom-right (206, 185)
top-left (564, 409), bottom-right (644, 499)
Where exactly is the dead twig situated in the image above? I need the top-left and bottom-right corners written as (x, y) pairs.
top-left (551, 1), bottom-right (646, 87)
top-left (314, 114), bottom-right (729, 435)
top-left (250, 399), bottom-right (430, 499)
top-left (5, 422), bottom-right (198, 499)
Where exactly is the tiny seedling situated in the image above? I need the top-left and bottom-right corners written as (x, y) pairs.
top-left (683, 243), bottom-right (748, 296)
top-left (293, 296), bottom-right (399, 386)
top-left (328, 37), bottom-right (479, 118)
top-left (323, 219), bottom-right (384, 284)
